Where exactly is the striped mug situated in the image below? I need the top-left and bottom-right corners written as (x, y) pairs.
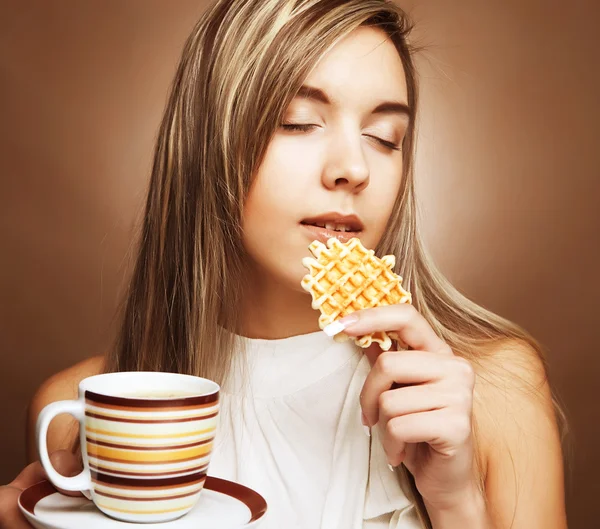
top-left (36, 371), bottom-right (220, 523)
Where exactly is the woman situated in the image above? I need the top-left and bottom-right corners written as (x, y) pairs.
top-left (0, 1), bottom-right (567, 528)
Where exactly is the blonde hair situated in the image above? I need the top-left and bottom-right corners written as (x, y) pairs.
top-left (102, 1), bottom-right (567, 526)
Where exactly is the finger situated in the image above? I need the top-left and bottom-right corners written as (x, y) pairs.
top-left (9, 461), bottom-right (47, 491)
top-left (13, 451), bottom-right (83, 498)
top-left (360, 350), bottom-right (453, 426)
top-left (382, 436), bottom-right (406, 469)
top-left (341, 304), bottom-right (452, 355)
top-left (384, 409), bottom-right (472, 461)
top-left (378, 384), bottom-right (448, 425)
top-left (364, 337), bottom-right (415, 370)
top-left (48, 451), bottom-right (84, 497)
top-left (0, 486), bottom-right (31, 529)
top-left (0, 451), bottom-right (84, 529)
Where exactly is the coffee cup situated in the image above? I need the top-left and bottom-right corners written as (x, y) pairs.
top-left (36, 371), bottom-right (220, 523)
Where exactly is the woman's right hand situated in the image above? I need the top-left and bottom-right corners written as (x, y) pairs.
top-left (0, 450), bottom-right (82, 529)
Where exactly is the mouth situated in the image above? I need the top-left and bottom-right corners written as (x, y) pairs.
top-left (300, 213), bottom-right (364, 244)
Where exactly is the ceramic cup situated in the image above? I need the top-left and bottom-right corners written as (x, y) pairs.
top-left (36, 371), bottom-right (220, 523)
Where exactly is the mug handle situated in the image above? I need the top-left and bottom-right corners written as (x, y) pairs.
top-left (36, 400), bottom-right (91, 492)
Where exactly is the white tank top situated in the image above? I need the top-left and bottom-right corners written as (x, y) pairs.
top-left (208, 331), bottom-right (422, 529)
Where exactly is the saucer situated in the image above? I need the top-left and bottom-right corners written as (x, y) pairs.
top-left (19, 476), bottom-right (268, 529)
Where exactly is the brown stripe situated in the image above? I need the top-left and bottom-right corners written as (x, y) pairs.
top-left (94, 488), bottom-right (202, 502)
top-left (19, 477), bottom-right (267, 523)
top-left (19, 480), bottom-right (55, 515)
top-left (91, 469), bottom-right (206, 488)
top-left (208, 476), bottom-right (268, 522)
top-left (89, 454), bottom-right (206, 465)
top-left (85, 390), bottom-right (218, 408)
top-left (86, 426), bottom-right (215, 439)
top-left (85, 411), bottom-right (218, 423)
top-left (84, 408), bottom-right (215, 421)
top-left (89, 463), bottom-right (208, 480)
top-left (86, 436), bottom-right (213, 451)
top-left (86, 399), bottom-right (218, 413)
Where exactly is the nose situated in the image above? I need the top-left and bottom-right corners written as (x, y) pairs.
top-left (321, 130), bottom-right (370, 192)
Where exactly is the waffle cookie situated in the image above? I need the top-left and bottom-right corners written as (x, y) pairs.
top-left (301, 237), bottom-right (412, 351)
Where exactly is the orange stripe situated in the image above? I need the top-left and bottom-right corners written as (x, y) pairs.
top-left (90, 454), bottom-right (205, 465)
top-left (94, 488), bottom-right (201, 502)
top-left (87, 443), bottom-right (213, 463)
top-left (86, 427), bottom-right (215, 439)
top-left (88, 443), bottom-right (213, 461)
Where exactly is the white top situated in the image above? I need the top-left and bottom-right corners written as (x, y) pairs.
top-left (208, 331), bottom-right (422, 529)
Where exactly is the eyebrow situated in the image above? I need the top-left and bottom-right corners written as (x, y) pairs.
top-left (295, 84), bottom-right (411, 118)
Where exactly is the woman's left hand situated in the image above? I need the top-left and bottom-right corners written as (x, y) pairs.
top-left (334, 304), bottom-right (479, 512)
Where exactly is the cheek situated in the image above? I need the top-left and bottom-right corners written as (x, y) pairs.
top-left (245, 136), bottom-right (318, 218)
top-left (242, 179), bottom-right (286, 259)
top-left (242, 186), bottom-right (314, 290)
top-left (240, 141), bottom-right (319, 289)
top-left (375, 182), bottom-right (401, 225)
top-left (243, 149), bottom-right (305, 235)
top-left (362, 166), bottom-right (404, 244)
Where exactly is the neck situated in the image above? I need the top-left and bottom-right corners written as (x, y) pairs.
top-left (240, 274), bottom-right (320, 340)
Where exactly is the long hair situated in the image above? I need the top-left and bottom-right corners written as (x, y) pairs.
top-left (101, 1), bottom-right (567, 526)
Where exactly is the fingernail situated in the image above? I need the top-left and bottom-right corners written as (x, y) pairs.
top-left (323, 314), bottom-right (359, 337)
top-left (361, 411), bottom-right (369, 427)
top-left (339, 313), bottom-right (359, 326)
top-left (323, 320), bottom-right (346, 337)
top-left (360, 410), bottom-right (371, 436)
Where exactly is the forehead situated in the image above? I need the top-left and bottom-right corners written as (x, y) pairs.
top-left (302, 26), bottom-right (408, 106)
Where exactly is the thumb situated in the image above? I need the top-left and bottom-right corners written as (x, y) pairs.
top-left (48, 450), bottom-right (85, 497)
top-left (13, 450), bottom-right (84, 498)
top-left (9, 461), bottom-right (46, 492)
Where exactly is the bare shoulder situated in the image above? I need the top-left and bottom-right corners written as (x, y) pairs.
top-left (26, 355), bottom-right (105, 462)
top-left (473, 338), bottom-right (557, 444)
top-left (472, 338), bottom-right (567, 528)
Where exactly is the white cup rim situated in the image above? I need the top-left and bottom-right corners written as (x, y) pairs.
top-left (78, 371), bottom-right (220, 400)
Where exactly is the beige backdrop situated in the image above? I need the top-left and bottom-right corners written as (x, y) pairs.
top-left (1, 1), bottom-right (598, 527)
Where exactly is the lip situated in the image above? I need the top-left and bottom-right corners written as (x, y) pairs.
top-left (301, 223), bottom-right (362, 245)
top-left (300, 212), bottom-right (364, 231)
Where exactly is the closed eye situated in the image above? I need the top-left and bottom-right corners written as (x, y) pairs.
top-left (280, 123), bottom-right (318, 133)
top-left (280, 123), bottom-right (401, 151)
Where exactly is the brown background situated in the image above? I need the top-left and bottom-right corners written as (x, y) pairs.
top-left (1, 1), bottom-right (598, 527)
